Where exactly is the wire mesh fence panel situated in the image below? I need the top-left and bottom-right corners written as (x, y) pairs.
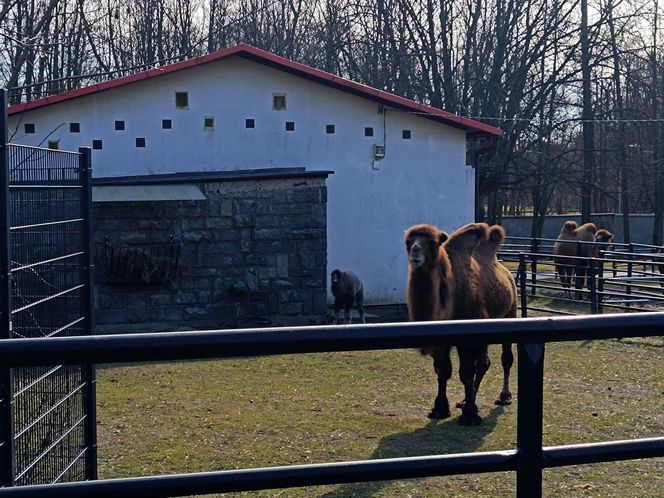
top-left (1, 136), bottom-right (95, 486)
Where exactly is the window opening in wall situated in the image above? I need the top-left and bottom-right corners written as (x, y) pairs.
top-left (273, 94), bottom-right (287, 110)
top-left (326, 124), bottom-right (335, 134)
top-left (70, 122), bottom-right (80, 133)
top-left (115, 120), bottom-right (125, 131)
top-left (246, 118), bottom-right (255, 128)
top-left (162, 119), bottom-right (172, 129)
top-left (47, 140), bottom-right (59, 150)
top-left (175, 92), bottom-right (188, 109)
top-left (93, 140), bottom-right (103, 150)
top-left (286, 121), bottom-right (295, 131)
top-left (402, 129), bottom-right (411, 139)
top-left (204, 116), bottom-right (214, 130)
top-left (24, 123), bottom-right (35, 134)
top-left (364, 127), bottom-right (374, 137)
top-left (136, 137), bottom-right (146, 147)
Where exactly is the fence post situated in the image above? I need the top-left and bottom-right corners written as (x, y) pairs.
top-left (530, 238), bottom-right (538, 296)
top-left (597, 254), bottom-right (604, 315)
top-left (516, 343), bottom-right (545, 498)
top-left (518, 253), bottom-right (528, 317)
top-left (626, 243), bottom-right (633, 305)
top-left (79, 147), bottom-right (98, 480)
top-left (589, 259), bottom-right (597, 314)
top-left (0, 89), bottom-right (14, 487)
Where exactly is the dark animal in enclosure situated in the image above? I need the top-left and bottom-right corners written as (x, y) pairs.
top-left (330, 269), bottom-right (365, 324)
top-left (553, 221), bottom-right (596, 298)
top-left (404, 222), bottom-right (517, 425)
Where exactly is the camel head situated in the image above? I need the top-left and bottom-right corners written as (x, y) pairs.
top-left (595, 229), bottom-right (614, 251)
top-left (404, 224), bottom-right (448, 270)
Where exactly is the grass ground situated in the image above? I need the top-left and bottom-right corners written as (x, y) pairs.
top-left (96, 337), bottom-right (664, 497)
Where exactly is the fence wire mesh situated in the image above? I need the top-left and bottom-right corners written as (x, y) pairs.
top-left (1, 141), bottom-right (95, 487)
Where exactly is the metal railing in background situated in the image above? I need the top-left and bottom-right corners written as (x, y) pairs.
top-left (498, 236), bottom-right (664, 317)
top-left (0, 88), bottom-right (96, 488)
top-left (0, 314), bottom-right (662, 498)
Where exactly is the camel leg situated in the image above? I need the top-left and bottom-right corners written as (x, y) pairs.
top-left (457, 347), bottom-right (482, 426)
top-left (333, 300), bottom-right (343, 324)
top-left (355, 291), bottom-right (366, 324)
top-left (575, 264), bottom-right (588, 300)
top-left (495, 343), bottom-right (514, 405)
top-left (344, 305), bottom-right (352, 324)
top-left (428, 347), bottom-right (452, 419)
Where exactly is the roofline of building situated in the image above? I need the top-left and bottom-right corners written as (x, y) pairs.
top-left (92, 168), bottom-right (333, 186)
top-left (8, 44), bottom-right (502, 137)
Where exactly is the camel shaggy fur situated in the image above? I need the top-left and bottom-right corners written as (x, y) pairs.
top-left (553, 221), bottom-right (597, 297)
top-left (404, 222), bottom-right (517, 425)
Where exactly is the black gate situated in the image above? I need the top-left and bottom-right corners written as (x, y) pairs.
top-left (0, 90), bottom-right (96, 487)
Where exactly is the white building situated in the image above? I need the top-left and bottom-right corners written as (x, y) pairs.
top-left (7, 44), bottom-right (501, 304)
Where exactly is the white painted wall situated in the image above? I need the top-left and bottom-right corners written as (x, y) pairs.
top-left (8, 57), bottom-right (475, 304)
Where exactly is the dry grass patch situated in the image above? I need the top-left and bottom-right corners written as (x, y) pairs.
top-left (97, 340), bottom-right (663, 497)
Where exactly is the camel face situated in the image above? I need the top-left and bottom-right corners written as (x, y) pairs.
top-left (404, 225), bottom-right (448, 269)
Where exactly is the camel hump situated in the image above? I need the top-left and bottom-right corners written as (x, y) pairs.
top-left (562, 220), bottom-right (578, 232)
top-left (576, 222), bottom-right (597, 235)
top-left (488, 225), bottom-right (506, 246)
top-left (446, 222), bottom-right (489, 252)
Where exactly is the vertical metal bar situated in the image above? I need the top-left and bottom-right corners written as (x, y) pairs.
top-left (589, 259), bottom-right (597, 314)
top-left (0, 89), bottom-right (15, 487)
top-left (519, 253), bottom-right (528, 317)
top-left (78, 148), bottom-right (97, 480)
top-left (626, 243), bottom-right (633, 304)
top-left (530, 238), bottom-right (538, 296)
top-left (516, 343), bottom-right (545, 498)
top-left (597, 255), bottom-right (604, 314)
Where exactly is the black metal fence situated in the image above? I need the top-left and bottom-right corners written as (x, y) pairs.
top-left (499, 237), bottom-right (664, 317)
top-left (0, 314), bottom-right (662, 497)
top-left (0, 89), bottom-right (96, 488)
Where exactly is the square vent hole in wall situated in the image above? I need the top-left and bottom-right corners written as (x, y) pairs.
top-left (204, 116), bottom-right (214, 130)
top-left (175, 92), bottom-right (188, 109)
top-left (105, 235), bottom-right (181, 286)
top-left (70, 122), bottom-right (80, 133)
top-left (24, 123), bottom-right (35, 134)
top-left (162, 119), bottom-right (172, 129)
top-left (273, 94), bottom-right (286, 110)
top-left (115, 120), bottom-right (125, 131)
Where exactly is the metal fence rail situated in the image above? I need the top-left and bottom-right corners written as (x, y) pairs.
top-left (498, 246), bottom-right (664, 316)
top-left (0, 313), bottom-right (663, 498)
top-left (0, 88), bottom-right (96, 488)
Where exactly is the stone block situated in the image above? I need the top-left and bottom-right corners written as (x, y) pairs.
top-left (173, 292), bottom-right (197, 305)
top-left (276, 254), bottom-right (289, 278)
top-left (279, 302), bottom-right (303, 315)
top-left (149, 293), bottom-right (171, 306)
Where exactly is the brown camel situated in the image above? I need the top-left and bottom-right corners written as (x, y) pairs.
top-left (553, 221), bottom-right (597, 298)
top-left (473, 225), bottom-right (518, 405)
top-left (405, 222), bottom-right (517, 425)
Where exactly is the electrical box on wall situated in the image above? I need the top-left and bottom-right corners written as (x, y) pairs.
top-left (373, 144), bottom-right (385, 160)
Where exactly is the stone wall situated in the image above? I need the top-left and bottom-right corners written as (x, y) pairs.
top-left (93, 172), bottom-right (329, 333)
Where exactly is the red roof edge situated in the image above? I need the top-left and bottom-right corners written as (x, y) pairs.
top-left (7, 43), bottom-right (502, 137)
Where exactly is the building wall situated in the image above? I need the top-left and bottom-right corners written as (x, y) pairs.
top-left (93, 175), bottom-right (328, 333)
top-left (9, 57), bottom-right (474, 304)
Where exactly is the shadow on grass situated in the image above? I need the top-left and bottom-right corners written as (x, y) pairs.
top-left (321, 406), bottom-right (505, 498)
